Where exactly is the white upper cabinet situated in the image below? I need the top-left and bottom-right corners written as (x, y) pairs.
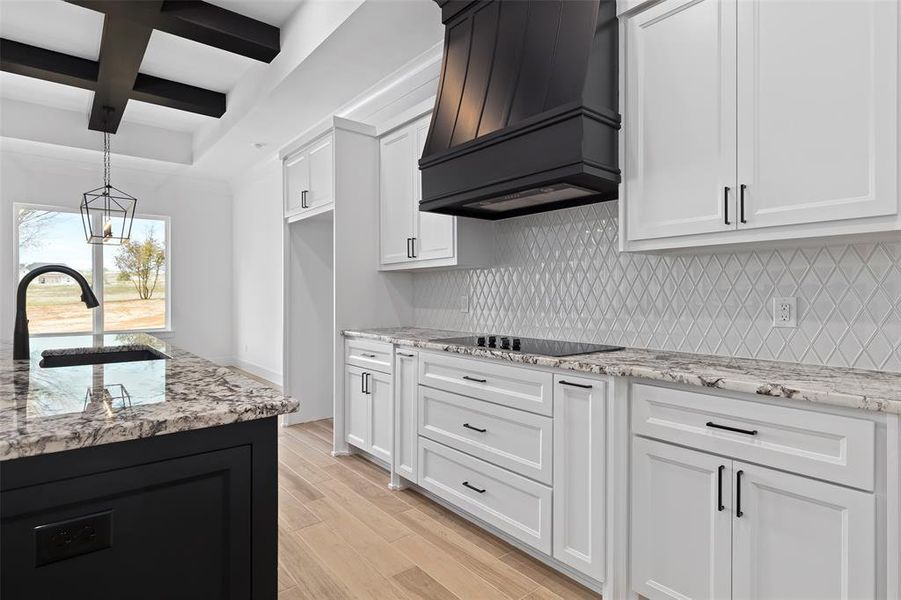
top-left (378, 112), bottom-right (493, 270)
top-left (380, 126), bottom-right (416, 265)
top-left (284, 131), bottom-right (334, 222)
top-left (412, 117), bottom-right (455, 262)
top-left (620, 0), bottom-right (900, 251)
top-left (625, 0), bottom-right (737, 241)
top-left (736, 0), bottom-right (898, 230)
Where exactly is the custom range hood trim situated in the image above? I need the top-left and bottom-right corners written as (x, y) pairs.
top-left (419, 0), bottom-right (621, 220)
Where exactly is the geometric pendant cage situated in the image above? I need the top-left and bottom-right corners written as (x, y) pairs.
top-left (80, 114), bottom-right (136, 245)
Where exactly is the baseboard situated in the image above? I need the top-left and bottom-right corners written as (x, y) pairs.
top-left (281, 412), bottom-right (329, 426)
top-left (230, 357), bottom-right (283, 386)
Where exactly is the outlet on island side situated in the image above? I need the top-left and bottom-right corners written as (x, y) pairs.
top-left (773, 297), bottom-right (797, 328)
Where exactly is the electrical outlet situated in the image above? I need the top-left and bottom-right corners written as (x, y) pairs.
top-left (773, 297), bottom-right (797, 328)
top-left (459, 294), bottom-right (469, 313)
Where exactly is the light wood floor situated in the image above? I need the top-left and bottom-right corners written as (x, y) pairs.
top-left (277, 419), bottom-right (602, 600)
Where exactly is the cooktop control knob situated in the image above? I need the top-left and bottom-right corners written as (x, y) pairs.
top-left (512, 338), bottom-right (521, 351)
top-left (477, 336), bottom-right (486, 347)
top-left (500, 337), bottom-right (510, 349)
top-left (488, 336), bottom-right (497, 347)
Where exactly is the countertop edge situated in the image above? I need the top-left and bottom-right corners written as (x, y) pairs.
top-left (342, 329), bottom-right (900, 415)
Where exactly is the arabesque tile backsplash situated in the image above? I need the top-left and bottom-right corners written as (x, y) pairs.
top-left (412, 202), bottom-right (901, 371)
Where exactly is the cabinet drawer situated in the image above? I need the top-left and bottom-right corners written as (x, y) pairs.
top-left (345, 339), bottom-right (393, 374)
top-left (631, 383), bottom-right (876, 490)
top-left (418, 352), bottom-right (553, 416)
top-left (418, 437), bottom-right (552, 553)
top-left (418, 387), bottom-right (552, 484)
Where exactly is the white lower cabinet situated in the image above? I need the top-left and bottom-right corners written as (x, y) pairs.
top-left (632, 437), bottom-right (876, 600)
top-left (552, 375), bottom-right (607, 581)
top-left (393, 349), bottom-right (418, 481)
top-left (632, 437), bottom-right (733, 600)
top-left (343, 363), bottom-right (392, 463)
top-left (418, 437), bottom-right (552, 553)
top-left (731, 462), bottom-right (875, 600)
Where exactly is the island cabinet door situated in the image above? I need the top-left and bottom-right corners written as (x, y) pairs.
top-left (631, 437), bottom-right (733, 600)
top-left (345, 365), bottom-right (370, 450)
top-left (1, 446), bottom-right (252, 600)
top-left (552, 375), bottom-right (606, 582)
top-left (731, 462), bottom-right (876, 600)
top-left (368, 370), bottom-right (393, 463)
top-left (394, 349), bottom-right (418, 481)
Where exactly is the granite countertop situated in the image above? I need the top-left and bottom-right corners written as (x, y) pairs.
top-left (0, 334), bottom-right (298, 460)
top-left (343, 327), bottom-right (901, 415)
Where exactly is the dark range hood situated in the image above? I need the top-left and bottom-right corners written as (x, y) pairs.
top-left (418, 0), bottom-right (620, 220)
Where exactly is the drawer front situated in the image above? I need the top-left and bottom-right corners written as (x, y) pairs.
top-left (345, 338), bottom-right (393, 374)
top-left (418, 352), bottom-right (553, 416)
top-left (418, 387), bottom-right (553, 484)
top-left (632, 383), bottom-right (876, 490)
top-left (418, 437), bottom-right (552, 553)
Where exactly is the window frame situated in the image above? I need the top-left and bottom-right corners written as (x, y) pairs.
top-left (13, 202), bottom-right (172, 336)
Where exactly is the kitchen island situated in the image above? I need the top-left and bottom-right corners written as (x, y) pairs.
top-left (0, 334), bottom-right (297, 600)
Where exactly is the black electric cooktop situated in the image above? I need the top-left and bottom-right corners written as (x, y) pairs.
top-left (434, 335), bottom-right (623, 357)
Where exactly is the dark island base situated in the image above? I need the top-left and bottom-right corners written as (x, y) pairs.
top-left (1, 417), bottom-right (278, 600)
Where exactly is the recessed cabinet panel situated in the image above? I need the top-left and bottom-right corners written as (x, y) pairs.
top-left (307, 135), bottom-right (334, 210)
top-left (285, 152), bottom-right (310, 216)
top-left (413, 116), bottom-right (455, 262)
top-left (394, 350), bottom-right (418, 480)
top-left (737, 0), bottom-right (898, 229)
top-left (552, 375), bottom-right (606, 581)
top-left (418, 386), bottom-right (553, 484)
top-left (625, 0), bottom-right (737, 240)
top-left (380, 127), bottom-right (416, 265)
top-left (368, 370), bottom-right (393, 463)
top-left (731, 462), bottom-right (876, 600)
top-left (632, 437), bottom-right (732, 600)
top-left (345, 365), bottom-right (368, 449)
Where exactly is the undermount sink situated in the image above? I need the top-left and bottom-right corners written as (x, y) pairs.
top-left (39, 345), bottom-right (170, 368)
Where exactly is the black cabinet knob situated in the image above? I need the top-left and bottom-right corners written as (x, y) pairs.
top-left (477, 336), bottom-right (486, 347)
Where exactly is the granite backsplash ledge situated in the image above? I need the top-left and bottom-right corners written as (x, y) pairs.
top-left (412, 201), bottom-right (901, 371)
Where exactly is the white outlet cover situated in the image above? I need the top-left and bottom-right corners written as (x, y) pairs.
top-left (460, 294), bottom-right (469, 313)
top-left (773, 297), bottom-right (797, 328)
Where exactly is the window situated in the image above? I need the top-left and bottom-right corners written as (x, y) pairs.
top-left (16, 204), bottom-right (170, 335)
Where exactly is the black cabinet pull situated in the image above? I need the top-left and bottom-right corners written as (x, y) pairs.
top-left (397, 352), bottom-right (414, 358)
top-left (736, 470), bottom-right (744, 517)
top-left (739, 184), bottom-right (748, 224)
top-left (724, 186), bottom-right (731, 225)
top-left (717, 465), bottom-right (725, 512)
top-left (462, 481), bottom-right (486, 494)
top-left (361, 353), bottom-right (377, 358)
top-left (706, 421), bottom-right (758, 436)
top-left (410, 237), bottom-right (416, 258)
top-left (463, 423), bottom-right (487, 433)
top-left (406, 238), bottom-right (412, 259)
top-left (559, 380), bottom-right (592, 389)
top-left (361, 372), bottom-right (366, 394)
top-left (462, 375), bottom-right (487, 383)
top-left (301, 190), bottom-right (308, 208)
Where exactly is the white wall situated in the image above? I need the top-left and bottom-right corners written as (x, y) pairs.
top-left (231, 158), bottom-right (284, 383)
top-left (0, 147), bottom-right (234, 362)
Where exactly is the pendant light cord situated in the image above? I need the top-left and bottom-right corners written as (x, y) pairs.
top-left (103, 130), bottom-right (111, 189)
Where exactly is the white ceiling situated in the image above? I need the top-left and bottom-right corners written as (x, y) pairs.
top-left (205, 0), bottom-right (303, 27)
top-left (0, 0), bottom-right (443, 182)
top-left (0, 0), bottom-right (103, 60)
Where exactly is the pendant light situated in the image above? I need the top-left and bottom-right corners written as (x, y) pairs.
top-left (80, 107), bottom-right (137, 245)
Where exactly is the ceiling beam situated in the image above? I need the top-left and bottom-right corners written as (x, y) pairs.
top-left (66, 0), bottom-right (281, 63)
top-left (0, 38), bottom-right (226, 125)
top-left (0, 39), bottom-right (97, 91)
top-left (89, 8), bottom-right (160, 133)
